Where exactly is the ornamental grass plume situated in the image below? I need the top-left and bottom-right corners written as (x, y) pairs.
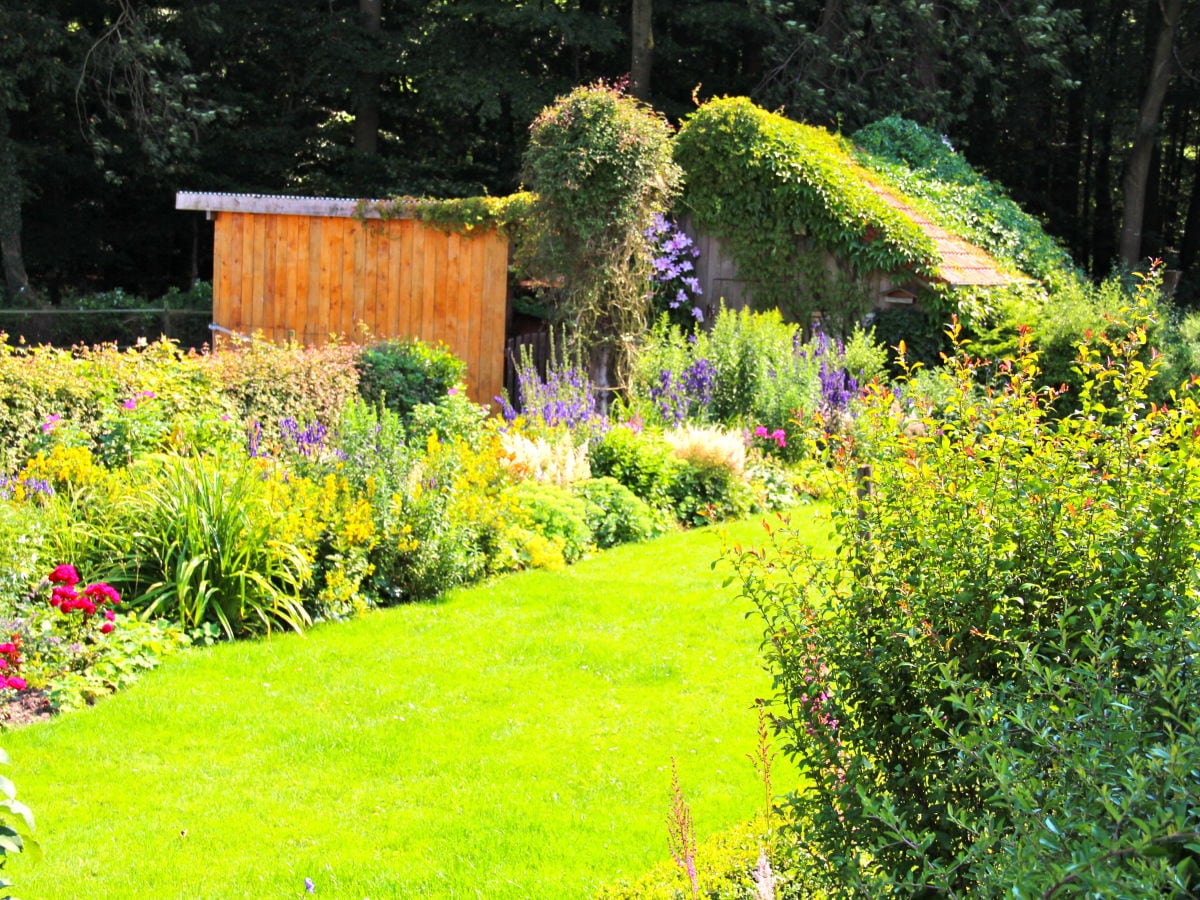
top-left (663, 424), bottom-right (746, 475)
top-left (667, 757), bottom-right (699, 899)
top-left (498, 430), bottom-right (591, 485)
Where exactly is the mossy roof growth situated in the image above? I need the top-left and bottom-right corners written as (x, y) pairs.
top-left (674, 98), bottom-right (1039, 291)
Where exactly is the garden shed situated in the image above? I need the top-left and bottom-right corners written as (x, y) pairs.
top-left (175, 191), bottom-right (509, 407)
top-left (674, 98), bottom-right (1028, 332)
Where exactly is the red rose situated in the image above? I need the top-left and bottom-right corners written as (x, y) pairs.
top-left (82, 582), bottom-right (121, 606)
top-left (99, 622), bottom-right (115, 635)
top-left (48, 565), bottom-right (80, 586)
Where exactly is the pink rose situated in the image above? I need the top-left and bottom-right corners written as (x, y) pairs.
top-left (99, 622), bottom-right (115, 635)
top-left (5, 677), bottom-right (26, 691)
top-left (48, 564), bottom-right (80, 586)
top-left (83, 582), bottom-right (121, 606)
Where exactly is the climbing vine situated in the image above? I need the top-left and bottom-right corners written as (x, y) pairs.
top-left (358, 192), bottom-right (535, 236)
top-left (518, 81), bottom-right (681, 395)
top-left (673, 97), bottom-right (940, 317)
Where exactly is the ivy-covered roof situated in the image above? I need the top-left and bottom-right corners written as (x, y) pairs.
top-left (674, 98), bottom-right (1032, 301)
top-left (864, 182), bottom-right (1022, 287)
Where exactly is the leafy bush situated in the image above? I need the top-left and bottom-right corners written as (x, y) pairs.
top-left (369, 434), bottom-right (493, 603)
top-left (867, 304), bottom-right (947, 374)
top-left (500, 481), bottom-right (594, 569)
top-left (356, 338), bottom-right (465, 421)
top-left (729, 290), bottom-right (1200, 894)
top-left (201, 337), bottom-right (360, 440)
top-left (104, 455), bottom-right (312, 638)
top-left (406, 390), bottom-right (488, 448)
top-left (588, 425), bottom-right (679, 513)
top-left (572, 477), bottom-right (667, 549)
top-left (519, 81), bottom-right (681, 390)
top-left (0, 748), bottom-right (36, 897)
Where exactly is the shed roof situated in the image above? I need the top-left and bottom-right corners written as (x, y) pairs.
top-left (175, 191), bottom-right (407, 219)
top-left (864, 182), bottom-right (1023, 287)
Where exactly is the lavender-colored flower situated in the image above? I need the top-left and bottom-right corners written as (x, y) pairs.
top-left (645, 217), bottom-right (703, 325)
top-left (682, 358), bottom-right (714, 410)
top-left (246, 420), bottom-right (264, 458)
top-left (305, 877), bottom-right (315, 894)
top-left (819, 360), bottom-right (859, 414)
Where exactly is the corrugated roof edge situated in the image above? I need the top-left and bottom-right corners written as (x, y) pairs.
top-left (174, 191), bottom-right (413, 219)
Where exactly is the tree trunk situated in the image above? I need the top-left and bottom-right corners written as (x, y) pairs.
top-left (0, 108), bottom-right (33, 303)
top-left (1119, 0), bottom-right (1183, 265)
top-left (354, 0), bottom-right (382, 155)
top-left (630, 0), bottom-right (653, 100)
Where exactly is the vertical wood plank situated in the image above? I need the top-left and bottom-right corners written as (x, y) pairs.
top-left (338, 218), bottom-right (358, 339)
top-left (477, 230), bottom-right (509, 408)
top-left (462, 232), bottom-right (482, 398)
top-left (240, 212), bottom-right (257, 336)
top-left (212, 213), bottom-right (233, 341)
top-left (387, 219), bottom-right (406, 339)
top-left (347, 219), bottom-right (366, 338)
top-left (445, 231), bottom-right (463, 358)
top-left (320, 217), bottom-right (343, 344)
top-left (250, 214), bottom-right (268, 338)
top-left (283, 215), bottom-right (303, 344)
top-left (306, 217), bottom-right (324, 346)
top-left (364, 222), bottom-right (380, 340)
top-left (226, 212), bottom-right (247, 335)
top-left (409, 223), bottom-right (427, 342)
top-left (266, 215), bottom-right (284, 342)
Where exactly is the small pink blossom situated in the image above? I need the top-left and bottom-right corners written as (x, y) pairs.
top-left (5, 677), bottom-right (26, 691)
top-left (41, 414), bottom-right (62, 434)
top-left (99, 622), bottom-right (115, 635)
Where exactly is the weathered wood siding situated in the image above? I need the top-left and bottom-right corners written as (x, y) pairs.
top-left (187, 194), bottom-right (508, 408)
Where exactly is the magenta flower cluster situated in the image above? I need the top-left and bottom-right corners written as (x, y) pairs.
top-left (48, 564), bottom-right (120, 634)
top-left (754, 425), bottom-right (787, 449)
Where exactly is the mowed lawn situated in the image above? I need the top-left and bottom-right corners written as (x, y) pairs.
top-left (3, 510), bottom-right (829, 898)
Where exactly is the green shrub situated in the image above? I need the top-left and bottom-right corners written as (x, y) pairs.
top-left (501, 480), bottom-right (594, 568)
top-left (588, 425), bottom-right (678, 513)
top-left (572, 477), bottom-right (667, 548)
top-left (868, 304), bottom-right (947, 374)
top-left (356, 338), bottom-right (465, 421)
top-left (369, 434), bottom-right (488, 603)
top-left (103, 455), bottom-right (312, 638)
top-left (405, 391), bottom-right (488, 448)
top-left (519, 81), bottom-right (681, 390)
top-left (201, 338), bottom-right (361, 439)
top-left (666, 458), bottom-right (753, 527)
top-left (729, 287), bottom-right (1200, 894)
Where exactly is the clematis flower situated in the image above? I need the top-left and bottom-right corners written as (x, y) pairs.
top-left (48, 564), bottom-right (80, 586)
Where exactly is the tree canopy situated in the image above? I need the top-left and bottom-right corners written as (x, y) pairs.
top-left (3, 0), bottom-right (1199, 304)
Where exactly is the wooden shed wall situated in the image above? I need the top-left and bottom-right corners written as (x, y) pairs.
top-left (211, 211), bottom-right (508, 407)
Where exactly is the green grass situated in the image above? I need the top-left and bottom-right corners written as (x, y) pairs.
top-left (3, 510), bottom-right (831, 898)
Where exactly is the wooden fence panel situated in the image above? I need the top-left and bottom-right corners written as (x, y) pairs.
top-left (200, 199), bottom-right (508, 407)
